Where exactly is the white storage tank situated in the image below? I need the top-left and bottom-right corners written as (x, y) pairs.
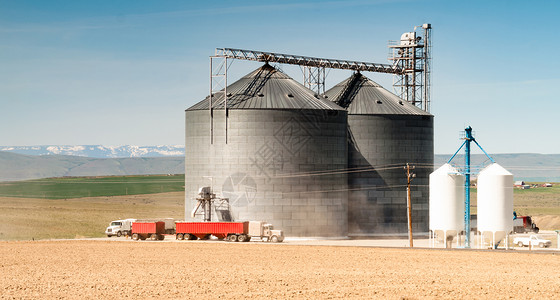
top-left (429, 164), bottom-right (464, 245)
top-left (477, 163), bottom-right (514, 248)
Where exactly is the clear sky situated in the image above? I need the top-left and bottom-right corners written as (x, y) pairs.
top-left (1, 0), bottom-right (558, 154)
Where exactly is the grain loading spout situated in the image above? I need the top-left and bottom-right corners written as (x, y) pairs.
top-left (191, 186), bottom-right (233, 222)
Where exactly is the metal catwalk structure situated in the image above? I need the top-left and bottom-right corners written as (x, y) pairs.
top-left (211, 47), bottom-right (404, 97)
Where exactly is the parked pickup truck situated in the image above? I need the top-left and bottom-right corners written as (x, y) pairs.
top-left (513, 235), bottom-right (552, 248)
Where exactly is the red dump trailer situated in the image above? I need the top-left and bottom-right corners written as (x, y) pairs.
top-left (131, 222), bottom-right (166, 241)
top-left (176, 221), bottom-right (284, 242)
top-left (176, 222), bottom-right (248, 241)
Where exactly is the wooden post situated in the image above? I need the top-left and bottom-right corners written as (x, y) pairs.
top-left (405, 163), bottom-right (416, 248)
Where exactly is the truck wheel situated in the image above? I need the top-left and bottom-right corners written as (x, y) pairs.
top-left (132, 233), bottom-right (139, 241)
top-left (176, 233), bottom-right (184, 240)
top-left (539, 242), bottom-right (544, 248)
top-left (150, 234), bottom-right (158, 241)
top-left (262, 237), bottom-right (268, 242)
top-left (534, 227), bottom-right (539, 234)
top-left (271, 236), bottom-right (279, 243)
top-left (158, 235), bottom-right (165, 240)
top-left (116, 231), bottom-right (122, 237)
top-left (228, 235), bottom-right (238, 242)
top-left (517, 241), bottom-right (524, 247)
top-left (107, 235), bottom-right (111, 238)
top-left (237, 235), bottom-right (247, 242)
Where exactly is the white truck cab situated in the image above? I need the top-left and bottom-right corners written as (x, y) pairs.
top-left (248, 221), bottom-right (285, 242)
top-left (105, 219), bottom-right (136, 237)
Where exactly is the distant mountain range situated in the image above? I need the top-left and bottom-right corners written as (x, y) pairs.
top-left (0, 145), bottom-right (184, 158)
top-left (0, 147), bottom-right (559, 182)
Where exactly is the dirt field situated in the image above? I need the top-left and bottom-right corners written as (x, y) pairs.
top-left (1, 240), bottom-right (559, 299)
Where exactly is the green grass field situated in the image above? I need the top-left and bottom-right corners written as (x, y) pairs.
top-left (0, 174), bottom-right (185, 199)
top-left (469, 183), bottom-right (560, 217)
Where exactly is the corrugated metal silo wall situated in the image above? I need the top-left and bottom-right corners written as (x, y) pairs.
top-left (185, 109), bottom-right (348, 237)
top-left (347, 114), bottom-right (433, 236)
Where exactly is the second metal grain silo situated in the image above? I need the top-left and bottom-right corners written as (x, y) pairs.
top-left (477, 163), bottom-right (514, 248)
top-left (185, 64), bottom-right (348, 237)
top-left (325, 73), bottom-right (433, 236)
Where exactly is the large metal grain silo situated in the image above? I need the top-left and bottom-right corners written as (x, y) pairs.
top-left (324, 73), bottom-right (433, 236)
top-left (185, 64), bottom-right (348, 237)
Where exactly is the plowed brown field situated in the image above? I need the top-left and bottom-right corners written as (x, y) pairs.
top-left (1, 240), bottom-right (560, 299)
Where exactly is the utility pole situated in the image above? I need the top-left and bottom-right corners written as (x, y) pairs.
top-left (405, 163), bottom-right (416, 247)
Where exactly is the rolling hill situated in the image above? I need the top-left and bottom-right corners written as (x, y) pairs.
top-left (434, 153), bottom-right (560, 182)
top-left (0, 152), bottom-right (184, 181)
top-left (1, 151), bottom-right (559, 182)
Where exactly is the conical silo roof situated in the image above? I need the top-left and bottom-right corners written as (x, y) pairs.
top-left (324, 73), bottom-right (431, 115)
top-left (188, 64), bottom-right (344, 111)
top-left (479, 163), bottom-right (513, 177)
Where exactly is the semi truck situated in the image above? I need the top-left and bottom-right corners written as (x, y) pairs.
top-left (105, 218), bottom-right (175, 237)
top-left (105, 219), bottom-right (136, 237)
top-left (175, 221), bottom-right (284, 243)
top-left (131, 221), bottom-right (166, 241)
top-left (513, 216), bottom-right (539, 233)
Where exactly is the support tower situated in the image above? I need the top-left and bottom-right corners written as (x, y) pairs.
top-left (388, 23), bottom-right (432, 112)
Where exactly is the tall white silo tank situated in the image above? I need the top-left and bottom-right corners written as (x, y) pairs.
top-left (429, 163), bottom-right (465, 241)
top-left (477, 163), bottom-right (514, 246)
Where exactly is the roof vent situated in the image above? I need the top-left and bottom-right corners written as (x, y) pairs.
top-left (258, 93), bottom-right (264, 97)
top-left (399, 100), bottom-right (404, 105)
top-left (287, 93), bottom-right (294, 98)
top-left (324, 95), bottom-right (328, 99)
top-left (226, 93), bottom-right (233, 97)
top-left (376, 100), bottom-right (382, 104)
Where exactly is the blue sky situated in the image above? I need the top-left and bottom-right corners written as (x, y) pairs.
top-left (1, 0), bottom-right (558, 154)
